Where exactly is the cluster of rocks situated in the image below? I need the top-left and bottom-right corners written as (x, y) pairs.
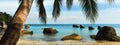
top-left (43, 28), bottom-right (82, 41)
top-left (73, 24), bottom-right (95, 30)
top-left (73, 24), bottom-right (85, 29)
top-left (43, 24), bottom-right (120, 42)
top-left (63, 25), bottom-right (120, 41)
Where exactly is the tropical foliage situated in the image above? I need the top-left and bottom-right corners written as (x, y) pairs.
top-left (18, 0), bottom-right (97, 23)
top-left (20, 0), bottom-right (114, 23)
top-left (0, 12), bottom-right (12, 25)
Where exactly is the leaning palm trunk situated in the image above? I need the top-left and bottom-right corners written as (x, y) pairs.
top-left (0, 0), bottom-right (33, 45)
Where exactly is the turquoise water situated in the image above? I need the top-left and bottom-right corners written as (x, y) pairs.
top-left (20, 24), bottom-right (120, 42)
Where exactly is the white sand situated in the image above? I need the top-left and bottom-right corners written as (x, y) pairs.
top-left (17, 40), bottom-right (120, 45)
top-left (17, 40), bottom-right (92, 45)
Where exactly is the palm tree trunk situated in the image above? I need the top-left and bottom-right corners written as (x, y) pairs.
top-left (0, 0), bottom-right (33, 45)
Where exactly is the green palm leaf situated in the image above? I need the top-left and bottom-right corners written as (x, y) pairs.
top-left (52, 0), bottom-right (62, 20)
top-left (79, 0), bottom-right (98, 23)
top-left (36, 0), bottom-right (47, 24)
top-left (66, 0), bottom-right (73, 10)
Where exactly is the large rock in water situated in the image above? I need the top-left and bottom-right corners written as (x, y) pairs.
top-left (43, 28), bottom-right (58, 34)
top-left (61, 33), bottom-right (82, 41)
top-left (23, 30), bottom-right (33, 34)
top-left (88, 26), bottom-right (94, 30)
top-left (73, 24), bottom-right (79, 28)
top-left (80, 25), bottom-right (85, 28)
top-left (25, 24), bottom-right (30, 29)
top-left (95, 26), bottom-right (120, 41)
top-left (97, 26), bottom-right (102, 31)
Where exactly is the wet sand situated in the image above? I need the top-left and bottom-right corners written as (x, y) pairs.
top-left (17, 40), bottom-right (120, 45)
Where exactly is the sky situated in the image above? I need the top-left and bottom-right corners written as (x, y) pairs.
top-left (0, 0), bottom-right (120, 24)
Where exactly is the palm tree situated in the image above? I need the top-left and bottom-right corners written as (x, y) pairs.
top-left (0, 0), bottom-right (34, 45)
top-left (0, 0), bottom-right (114, 45)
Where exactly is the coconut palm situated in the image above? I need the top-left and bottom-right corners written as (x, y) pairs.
top-left (0, 0), bottom-right (34, 45)
top-left (0, 0), bottom-right (114, 45)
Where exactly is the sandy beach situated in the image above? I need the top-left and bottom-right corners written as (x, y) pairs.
top-left (17, 40), bottom-right (92, 45)
top-left (17, 40), bottom-right (120, 45)
top-left (92, 42), bottom-right (120, 45)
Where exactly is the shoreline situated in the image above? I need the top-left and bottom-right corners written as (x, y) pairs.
top-left (17, 39), bottom-right (120, 45)
top-left (17, 40), bottom-right (93, 45)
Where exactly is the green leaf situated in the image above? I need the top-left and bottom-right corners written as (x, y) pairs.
top-left (79, 0), bottom-right (98, 23)
top-left (52, 0), bottom-right (62, 21)
top-left (36, 0), bottom-right (47, 24)
top-left (66, 0), bottom-right (73, 10)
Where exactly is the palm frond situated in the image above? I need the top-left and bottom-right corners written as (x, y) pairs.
top-left (36, 0), bottom-right (47, 24)
top-left (66, 0), bottom-right (73, 10)
top-left (79, 0), bottom-right (98, 23)
top-left (107, 0), bottom-right (114, 4)
top-left (52, 0), bottom-right (62, 20)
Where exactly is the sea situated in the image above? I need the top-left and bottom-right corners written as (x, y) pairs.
top-left (20, 24), bottom-right (120, 42)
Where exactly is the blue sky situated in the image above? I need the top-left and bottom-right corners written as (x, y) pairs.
top-left (0, 0), bottom-right (120, 24)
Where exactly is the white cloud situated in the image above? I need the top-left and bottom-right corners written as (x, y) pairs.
top-left (96, 8), bottom-right (120, 24)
